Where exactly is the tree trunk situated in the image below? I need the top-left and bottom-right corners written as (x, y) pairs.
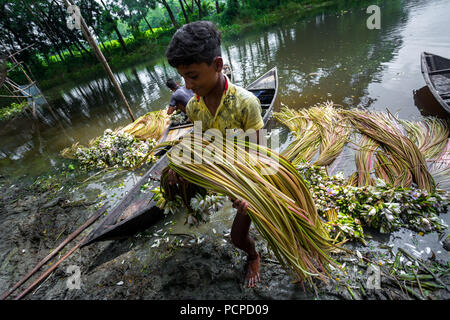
top-left (143, 16), bottom-right (154, 34)
top-left (215, 0), bottom-right (220, 14)
top-left (159, 0), bottom-right (179, 28)
top-left (73, 35), bottom-right (92, 56)
top-left (178, 0), bottom-right (190, 23)
top-left (92, 26), bottom-right (109, 53)
top-left (113, 25), bottom-right (128, 53)
top-left (182, 0), bottom-right (193, 13)
top-left (194, 0), bottom-right (204, 18)
top-left (100, 0), bottom-right (128, 53)
top-left (65, 44), bottom-right (75, 58)
top-left (55, 49), bottom-right (65, 62)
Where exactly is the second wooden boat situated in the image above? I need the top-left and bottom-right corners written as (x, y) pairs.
top-left (421, 52), bottom-right (450, 115)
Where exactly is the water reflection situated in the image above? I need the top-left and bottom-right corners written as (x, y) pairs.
top-left (1, 0), bottom-right (449, 178)
top-left (224, 1), bottom-right (407, 111)
top-left (413, 86), bottom-right (449, 119)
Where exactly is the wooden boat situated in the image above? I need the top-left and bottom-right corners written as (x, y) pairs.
top-left (81, 67), bottom-right (279, 247)
top-left (421, 52), bottom-right (450, 115)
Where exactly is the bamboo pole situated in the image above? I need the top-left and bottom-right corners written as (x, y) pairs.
top-left (63, 0), bottom-right (135, 122)
top-left (0, 205), bottom-right (107, 300)
top-left (14, 235), bottom-right (88, 300)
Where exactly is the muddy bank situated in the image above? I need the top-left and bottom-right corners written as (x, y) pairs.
top-left (0, 174), bottom-right (449, 300)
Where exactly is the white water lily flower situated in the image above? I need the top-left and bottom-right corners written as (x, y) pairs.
top-left (333, 172), bottom-right (345, 180)
top-left (375, 178), bottom-right (386, 187)
top-left (356, 250), bottom-right (362, 260)
top-left (384, 211), bottom-right (394, 222)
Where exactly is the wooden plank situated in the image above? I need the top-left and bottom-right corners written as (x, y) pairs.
top-left (429, 68), bottom-right (450, 75)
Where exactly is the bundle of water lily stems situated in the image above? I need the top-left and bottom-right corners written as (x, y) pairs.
top-left (275, 103), bottom-right (449, 193)
top-left (158, 133), bottom-right (338, 284)
top-left (117, 110), bottom-right (170, 141)
top-left (61, 110), bottom-right (170, 159)
top-left (343, 110), bottom-right (436, 193)
top-left (274, 102), bottom-right (350, 168)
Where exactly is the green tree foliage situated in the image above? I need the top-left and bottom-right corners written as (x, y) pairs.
top-left (221, 0), bottom-right (240, 25)
top-left (1, 0), bottom-right (345, 94)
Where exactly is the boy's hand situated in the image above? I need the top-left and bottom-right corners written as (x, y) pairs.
top-left (166, 168), bottom-right (185, 185)
top-left (167, 105), bottom-right (176, 115)
top-left (232, 199), bottom-right (248, 215)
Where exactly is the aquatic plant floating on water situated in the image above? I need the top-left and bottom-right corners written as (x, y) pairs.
top-left (72, 129), bottom-right (157, 170)
top-left (298, 161), bottom-right (448, 235)
top-left (157, 133), bottom-right (339, 284)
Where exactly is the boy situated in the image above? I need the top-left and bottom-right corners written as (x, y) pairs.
top-left (165, 78), bottom-right (194, 115)
top-left (165, 21), bottom-right (264, 288)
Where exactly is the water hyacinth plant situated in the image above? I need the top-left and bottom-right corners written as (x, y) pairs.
top-left (61, 110), bottom-right (169, 170)
top-left (297, 161), bottom-right (448, 235)
top-left (170, 110), bottom-right (187, 126)
top-left (73, 129), bottom-right (157, 170)
top-left (157, 133), bottom-right (338, 284)
top-left (152, 185), bottom-right (231, 226)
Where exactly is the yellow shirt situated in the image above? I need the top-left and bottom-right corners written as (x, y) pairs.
top-left (186, 76), bottom-right (264, 135)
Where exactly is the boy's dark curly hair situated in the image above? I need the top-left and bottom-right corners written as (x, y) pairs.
top-left (165, 21), bottom-right (222, 68)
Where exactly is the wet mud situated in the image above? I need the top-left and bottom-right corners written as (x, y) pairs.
top-left (0, 175), bottom-right (449, 300)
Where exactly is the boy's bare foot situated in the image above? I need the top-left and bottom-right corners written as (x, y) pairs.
top-left (245, 253), bottom-right (261, 288)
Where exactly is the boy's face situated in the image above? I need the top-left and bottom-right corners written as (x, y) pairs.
top-left (177, 57), bottom-right (223, 97)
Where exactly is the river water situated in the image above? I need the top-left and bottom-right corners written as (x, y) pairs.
top-left (2, 0), bottom-right (450, 180)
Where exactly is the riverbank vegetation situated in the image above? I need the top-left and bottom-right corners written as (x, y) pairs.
top-left (1, 0), bottom-right (378, 108)
top-left (0, 101), bottom-right (30, 122)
